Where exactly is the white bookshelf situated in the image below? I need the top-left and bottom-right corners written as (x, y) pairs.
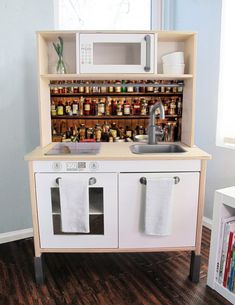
top-left (207, 186), bottom-right (235, 304)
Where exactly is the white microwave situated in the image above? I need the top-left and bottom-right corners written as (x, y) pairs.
top-left (77, 33), bottom-right (156, 74)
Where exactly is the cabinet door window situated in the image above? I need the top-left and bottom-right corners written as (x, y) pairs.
top-left (51, 187), bottom-right (104, 235)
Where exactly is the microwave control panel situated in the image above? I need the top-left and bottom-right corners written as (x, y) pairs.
top-left (80, 44), bottom-right (92, 65)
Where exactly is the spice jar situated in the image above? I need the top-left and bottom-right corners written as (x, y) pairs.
top-left (95, 124), bottom-right (102, 142)
top-left (91, 99), bottom-right (97, 115)
top-left (98, 98), bottom-right (105, 116)
top-left (79, 81), bottom-right (84, 93)
top-left (79, 97), bottom-right (84, 116)
top-left (85, 81), bottom-right (90, 94)
top-left (105, 97), bottom-right (112, 116)
top-left (177, 81), bottom-right (184, 93)
top-left (177, 97), bottom-right (182, 115)
top-left (146, 81), bottom-right (154, 92)
top-left (153, 80), bottom-right (160, 93)
top-left (101, 81), bottom-right (107, 93)
top-left (125, 126), bottom-right (133, 138)
top-left (169, 98), bottom-right (176, 115)
top-left (86, 127), bottom-right (93, 139)
top-left (57, 100), bottom-right (64, 116)
top-left (73, 80), bottom-right (78, 94)
top-left (72, 100), bottom-right (79, 115)
top-left (79, 124), bottom-right (86, 141)
top-left (108, 81), bottom-right (114, 93)
top-left (110, 122), bottom-right (118, 138)
top-left (133, 99), bottom-right (141, 115)
top-left (127, 81), bottom-right (134, 93)
top-left (123, 99), bottom-right (131, 115)
top-left (160, 80), bottom-right (165, 93)
top-left (115, 80), bottom-right (121, 93)
top-left (112, 99), bottom-right (117, 115)
top-left (121, 80), bottom-right (127, 92)
top-left (65, 101), bottom-right (72, 115)
top-left (139, 81), bottom-right (145, 93)
top-left (140, 98), bottom-right (148, 115)
top-left (116, 100), bottom-right (123, 116)
top-left (51, 101), bottom-right (57, 116)
top-left (83, 98), bottom-right (91, 115)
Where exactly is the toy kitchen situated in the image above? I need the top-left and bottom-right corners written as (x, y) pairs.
top-left (25, 30), bottom-right (211, 284)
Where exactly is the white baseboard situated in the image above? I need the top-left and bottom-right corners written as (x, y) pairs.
top-left (0, 228), bottom-right (33, 244)
top-left (203, 216), bottom-right (212, 230)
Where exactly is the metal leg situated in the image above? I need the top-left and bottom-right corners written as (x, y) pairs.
top-left (34, 255), bottom-right (45, 284)
top-left (189, 251), bottom-right (201, 283)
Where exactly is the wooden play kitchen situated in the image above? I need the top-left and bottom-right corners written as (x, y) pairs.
top-left (25, 30), bottom-right (211, 284)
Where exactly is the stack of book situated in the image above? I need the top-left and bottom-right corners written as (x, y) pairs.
top-left (216, 216), bottom-right (235, 292)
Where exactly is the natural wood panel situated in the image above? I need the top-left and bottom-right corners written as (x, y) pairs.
top-left (0, 227), bottom-right (230, 305)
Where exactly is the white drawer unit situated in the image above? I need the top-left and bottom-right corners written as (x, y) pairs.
top-left (119, 172), bottom-right (199, 248)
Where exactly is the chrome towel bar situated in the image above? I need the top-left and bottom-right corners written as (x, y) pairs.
top-left (140, 176), bottom-right (180, 185)
top-left (56, 177), bottom-right (96, 186)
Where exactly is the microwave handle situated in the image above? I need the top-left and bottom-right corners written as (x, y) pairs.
top-left (144, 35), bottom-right (151, 72)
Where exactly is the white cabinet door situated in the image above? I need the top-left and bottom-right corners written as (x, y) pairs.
top-left (119, 172), bottom-right (199, 248)
top-left (35, 173), bottom-right (118, 249)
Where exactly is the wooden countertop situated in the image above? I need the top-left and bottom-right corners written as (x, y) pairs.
top-left (24, 142), bottom-right (211, 161)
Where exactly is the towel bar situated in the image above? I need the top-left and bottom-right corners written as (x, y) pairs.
top-left (55, 177), bottom-right (96, 185)
top-left (140, 176), bottom-right (180, 185)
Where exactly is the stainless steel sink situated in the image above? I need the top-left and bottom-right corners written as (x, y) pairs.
top-left (130, 144), bottom-right (186, 154)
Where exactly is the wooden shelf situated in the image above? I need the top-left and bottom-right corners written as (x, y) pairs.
top-left (41, 74), bottom-right (193, 81)
top-left (51, 115), bottom-right (180, 120)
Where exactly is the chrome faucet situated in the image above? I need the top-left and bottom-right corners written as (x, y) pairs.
top-left (148, 101), bottom-right (165, 144)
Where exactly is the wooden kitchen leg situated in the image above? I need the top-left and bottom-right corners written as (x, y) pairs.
top-left (34, 255), bottom-right (45, 284)
top-left (189, 251), bottom-right (201, 283)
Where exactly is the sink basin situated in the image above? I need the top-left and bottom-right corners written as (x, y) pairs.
top-left (130, 144), bottom-right (186, 154)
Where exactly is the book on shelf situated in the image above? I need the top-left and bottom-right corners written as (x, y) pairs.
top-left (223, 231), bottom-right (235, 287)
top-left (217, 216), bottom-right (235, 284)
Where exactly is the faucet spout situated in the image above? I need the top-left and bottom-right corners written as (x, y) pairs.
top-left (148, 101), bottom-right (165, 145)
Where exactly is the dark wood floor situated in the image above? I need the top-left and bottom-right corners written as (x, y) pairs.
top-left (0, 227), bottom-right (231, 305)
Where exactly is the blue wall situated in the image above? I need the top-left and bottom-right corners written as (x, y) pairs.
top-left (174, 0), bottom-right (235, 219)
top-left (0, 0), bottom-right (53, 232)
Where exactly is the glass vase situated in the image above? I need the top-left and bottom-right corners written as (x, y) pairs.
top-left (56, 56), bottom-right (67, 74)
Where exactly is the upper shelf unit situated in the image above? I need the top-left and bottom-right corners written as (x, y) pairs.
top-left (37, 30), bottom-right (196, 77)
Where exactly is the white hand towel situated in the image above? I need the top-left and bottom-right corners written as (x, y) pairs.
top-left (145, 177), bottom-right (174, 236)
top-left (59, 177), bottom-right (89, 233)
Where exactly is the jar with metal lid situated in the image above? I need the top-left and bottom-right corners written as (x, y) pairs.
top-left (177, 81), bottom-right (184, 93)
top-left (146, 81), bottom-right (154, 92)
top-left (139, 81), bottom-right (146, 93)
top-left (115, 81), bottom-right (121, 93)
top-left (108, 81), bottom-right (114, 93)
top-left (177, 97), bottom-right (182, 115)
top-left (79, 81), bottom-right (84, 93)
top-left (160, 80), bottom-right (165, 93)
top-left (153, 80), bottom-right (160, 93)
top-left (85, 81), bottom-right (90, 94)
top-left (121, 80), bottom-right (127, 92)
top-left (134, 81), bottom-right (139, 92)
top-left (127, 81), bottom-right (134, 93)
top-left (73, 80), bottom-right (78, 94)
top-left (110, 122), bottom-right (118, 138)
top-left (100, 81), bottom-right (107, 93)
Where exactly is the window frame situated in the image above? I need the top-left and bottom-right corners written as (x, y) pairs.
top-left (54, 0), bottom-right (164, 31)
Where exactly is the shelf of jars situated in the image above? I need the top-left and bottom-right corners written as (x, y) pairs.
top-left (51, 118), bottom-right (181, 143)
top-left (49, 80), bottom-right (184, 95)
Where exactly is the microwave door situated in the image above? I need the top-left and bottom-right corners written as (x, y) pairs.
top-left (78, 34), bottom-right (155, 74)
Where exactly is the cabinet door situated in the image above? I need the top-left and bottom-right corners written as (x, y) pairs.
top-left (119, 172), bottom-right (199, 248)
top-left (35, 173), bottom-right (118, 249)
